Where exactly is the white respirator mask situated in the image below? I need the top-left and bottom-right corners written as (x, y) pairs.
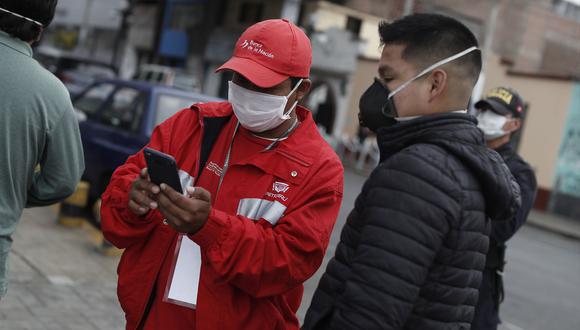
top-left (228, 79), bottom-right (303, 132)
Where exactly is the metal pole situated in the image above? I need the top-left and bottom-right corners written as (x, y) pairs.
top-left (403, 0), bottom-right (414, 16)
top-left (281, 0), bottom-right (302, 23)
top-left (78, 0), bottom-right (94, 48)
top-left (472, 0), bottom-right (501, 105)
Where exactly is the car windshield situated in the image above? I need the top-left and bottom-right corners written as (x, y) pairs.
top-left (155, 94), bottom-right (197, 126)
top-left (173, 73), bottom-right (199, 91)
top-left (73, 83), bottom-right (116, 117)
top-left (66, 63), bottom-right (116, 77)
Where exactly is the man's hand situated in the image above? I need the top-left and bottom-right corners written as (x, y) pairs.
top-left (128, 168), bottom-right (160, 216)
top-left (157, 184), bottom-right (211, 234)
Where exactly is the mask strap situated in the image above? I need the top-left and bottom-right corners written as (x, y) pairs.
top-left (388, 46), bottom-right (479, 98)
top-left (282, 78), bottom-right (304, 118)
top-left (0, 7), bottom-right (43, 27)
top-left (287, 78), bottom-right (304, 97)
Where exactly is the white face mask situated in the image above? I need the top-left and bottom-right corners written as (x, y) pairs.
top-left (477, 110), bottom-right (508, 140)
top-left (228, 79), bottom-right (303, 132)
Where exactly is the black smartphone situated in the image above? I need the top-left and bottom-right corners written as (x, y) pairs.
top-left (143, 148), bottom-right (183, 194)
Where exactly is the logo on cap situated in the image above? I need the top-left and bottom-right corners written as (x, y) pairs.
top-left (240, 39), bottom-right (274, 59)
top-left (486, 88), bottom-right (513, 105)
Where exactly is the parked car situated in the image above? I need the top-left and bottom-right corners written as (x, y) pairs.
top-left (34, 46), bottom-right (118, 97)
top-left (133, 64), bottom-right (201, 92)
top-left (73, 79), bottom-right (222, 221)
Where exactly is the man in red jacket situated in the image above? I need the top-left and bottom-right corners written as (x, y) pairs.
top-left (100, 19), bottom-right (344, 330)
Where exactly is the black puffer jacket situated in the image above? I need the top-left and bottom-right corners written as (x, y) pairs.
top-left (303, 114), bottom-right (520, 330)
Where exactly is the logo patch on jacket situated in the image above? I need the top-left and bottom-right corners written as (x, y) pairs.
top-left (265, 181), bottom-right (289, 202)
top-left (273, 181), bottom-right (289, 193)
top-left (206, 161), bottom-right (223, 177)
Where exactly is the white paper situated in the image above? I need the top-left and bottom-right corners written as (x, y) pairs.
top-left (166, 235), bottom-right (201, 308)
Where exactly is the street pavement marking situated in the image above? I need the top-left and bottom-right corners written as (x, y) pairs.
top-left (504, 322), bottom-right (526, 330)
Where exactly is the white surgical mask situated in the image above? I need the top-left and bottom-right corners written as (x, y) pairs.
top-left (228, 79), bottom-right (303, 132)
top-left (477, 110), bottom-right (508, 140)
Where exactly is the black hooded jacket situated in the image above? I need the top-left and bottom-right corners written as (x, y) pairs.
top-left (303, 113), bottom-right (521, 330)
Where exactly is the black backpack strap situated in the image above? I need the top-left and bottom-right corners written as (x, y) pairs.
top-left (197, 115), bottom-right (231, 180)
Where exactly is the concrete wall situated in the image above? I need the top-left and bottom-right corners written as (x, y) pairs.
top-left (222, 0), bottom-right (284, 29)
top-left (53, 0), bottom-right (125, 29)
top-left (305, 1), bottom-right (384, 60)
top-left (358, 17), bottom-right (383, 60)
top-left (483, 55), bottom-right (576, 190)
top-left (312, 7), bottom-right (348, 31)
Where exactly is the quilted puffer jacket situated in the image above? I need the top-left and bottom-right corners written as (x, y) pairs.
top-left (303, 113), bottom-right (520, 330)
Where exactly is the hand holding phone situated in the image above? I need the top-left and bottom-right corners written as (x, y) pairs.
top-left (128, 168), bottom-right (160, 216)
top-left (143, 148), bottom-right (183, 194)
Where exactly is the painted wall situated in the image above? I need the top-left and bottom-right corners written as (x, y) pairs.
top-left (549, 83), bottom-right (580, 219)
top-left (553, 83), bottom-right (580, 198)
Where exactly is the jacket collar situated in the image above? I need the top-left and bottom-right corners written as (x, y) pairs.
top-left (235, 106), bottom-right (318, 184)
top-left (376, 112), bottom-right (483, 161)
top-left (192, 102), bottom-right (319, 171)
top-left (0, 31), bottom-right (33, 57)
top-left (495, 141), bottom-right (514, 155)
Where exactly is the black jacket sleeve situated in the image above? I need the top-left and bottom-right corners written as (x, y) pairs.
top-left (329, 148), bottom-right (461, 329)
top-left (492, 164), bottom-right (537, 242)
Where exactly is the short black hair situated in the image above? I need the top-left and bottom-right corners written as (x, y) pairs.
top-left (379, 13), bottom-right (482, 86)
top-left (0, 0), bottom-right (58, 42)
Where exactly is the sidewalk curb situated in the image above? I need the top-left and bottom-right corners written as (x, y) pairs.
top-left (526, 215), bottom-right (580, 241)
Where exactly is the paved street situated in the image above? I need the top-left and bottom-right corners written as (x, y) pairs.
top-left (1, 169), bottom-right (579, 330)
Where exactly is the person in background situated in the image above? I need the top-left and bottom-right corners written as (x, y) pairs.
top-left (0, 0), bottom-right (84, 300)
top-left (472, 87), bottom-right (538, 330)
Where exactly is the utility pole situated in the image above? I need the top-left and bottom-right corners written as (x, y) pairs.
top-left (403, 0), bottom-right (414, 16)
top-left (281, 0), bottom-right (302, 23)
top-left (78, 0), bottom-right (94, 48)
top-left (471, 0), bottom-right (501, 107)
top-left (112, 0), bottom-right (133, 68)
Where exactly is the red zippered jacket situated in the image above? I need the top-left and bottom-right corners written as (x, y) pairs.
top-left (100, 102), bottom-right (344, 329)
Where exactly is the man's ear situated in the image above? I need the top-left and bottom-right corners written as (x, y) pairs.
top-left (295, 79), bottom-right (312, 102)
top-left (427, 69), bottom-right (447, 102)
top-left (507, 118), bottom-right (521, 132)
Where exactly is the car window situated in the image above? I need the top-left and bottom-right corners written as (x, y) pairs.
top-left (73, 83), bottom-right (116, 117)
top-left (68, 64), bottom-right (116, 78)
top-left (100, 87), bottom-right (145, 133)
top-left (173, 74), bottom-right (199, 91)
top-left (155, 94), bottom-right (196, 126)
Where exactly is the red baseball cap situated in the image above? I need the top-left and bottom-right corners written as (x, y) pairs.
top-left (216, 19), bottom-right (312, 88)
